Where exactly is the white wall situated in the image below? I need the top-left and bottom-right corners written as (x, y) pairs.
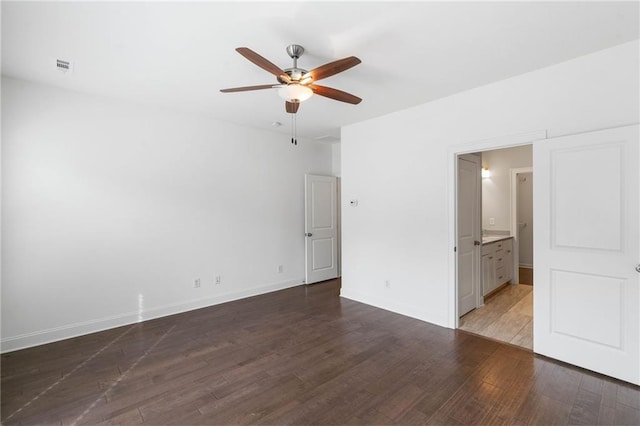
top-left (516, 172), bottom-right (533, 267)
top-left (1, 77), bottom-right (332, 351)
top-left (481, 145), bottom-right (532, 231)
top-left (341, 40), bottom-right (639, 328)
top-left (331, 143), bottom-right (341, 177)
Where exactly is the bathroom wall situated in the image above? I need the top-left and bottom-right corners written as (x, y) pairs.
top-left (481, 145), bottom-right (532, 232)
top-left (516, 172), bottom-right (534, 266)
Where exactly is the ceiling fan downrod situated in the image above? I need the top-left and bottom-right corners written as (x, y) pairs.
top-left (284, 44), bottom-right (308, 82)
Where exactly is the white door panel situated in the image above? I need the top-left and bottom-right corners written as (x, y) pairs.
top-left (552, 144), bottom-right (623, 250)
top-left (312, 238), bottom-right (334, 269)
top-left (534, 125), bottom-right (639, 385)
top-left (305, 175), bottom-right (338, 284)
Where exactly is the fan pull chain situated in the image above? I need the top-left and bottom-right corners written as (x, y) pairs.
top-left (291, 112), bottom-right (298, 145)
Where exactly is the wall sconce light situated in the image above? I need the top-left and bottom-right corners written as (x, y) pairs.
top-left (482, 167), bottom-right (491, 178)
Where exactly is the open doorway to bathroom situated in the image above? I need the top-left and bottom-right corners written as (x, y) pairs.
top-left (457, 144), bottom-right (534, 350)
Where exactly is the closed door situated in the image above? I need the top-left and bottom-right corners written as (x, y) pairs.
top-left (457, 155), bottom-right (481, 316)
top-left (305, 174), bottom-right (338, 284)
top-left (533, 125), bottom-right (639, 384)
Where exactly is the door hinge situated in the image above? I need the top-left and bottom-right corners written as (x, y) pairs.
top-left (454, 246), bottom-right (457, 252)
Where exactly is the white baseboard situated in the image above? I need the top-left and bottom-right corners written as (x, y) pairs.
top-left (519, 264), bottom-right (533, 269)
top-left (1, 278), bottom-right (304, 353)
top-left (340, 289), bottom-right (449, 329)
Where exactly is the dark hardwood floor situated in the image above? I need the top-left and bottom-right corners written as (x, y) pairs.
top-left (2, 279), bottom-right (638, 425)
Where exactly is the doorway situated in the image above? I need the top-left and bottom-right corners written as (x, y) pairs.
top-left (456, 145), bottom-right (534, 350)
top-left (451, 126), bottom-right (639, 384)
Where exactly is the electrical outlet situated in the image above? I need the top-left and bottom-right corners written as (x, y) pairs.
top-left (489, 217), bottom-right (495, 225)
top-left (194, 278), bottom-right (201, 288)
top-left (215, 275), bottom-right (221, 285)
top-left (385, 280), bottom-right (391, 289)
top-left (278, 265), bottom-right (284, 273)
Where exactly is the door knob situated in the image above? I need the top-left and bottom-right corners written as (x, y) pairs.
top-left (636, 264), bottom-right (640, 273)
top-left (474, 240), bottom-right (481, 246)
top-left (305, 233), bottom-right (313, 237)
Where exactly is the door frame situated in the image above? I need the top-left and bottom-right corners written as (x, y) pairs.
top-left (448, 130), bottom-right (547, 328)
top-left (510, 167), bottom-right (533, 284)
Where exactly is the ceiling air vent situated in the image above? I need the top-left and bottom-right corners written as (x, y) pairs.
top-left (56, 59), bottom-right (73, 73)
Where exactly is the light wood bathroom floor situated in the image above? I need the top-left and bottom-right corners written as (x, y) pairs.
top-left (459, 284), bottom-right (533, 350)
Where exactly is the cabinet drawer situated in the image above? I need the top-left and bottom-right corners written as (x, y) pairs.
top-left (495, 254), bottom-right (507, 270)
top-left (496, 267), bottom-right (507, 284)
top-left (482, 244), bottom-right (494, 256)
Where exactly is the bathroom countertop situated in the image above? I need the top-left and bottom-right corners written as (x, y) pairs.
top-left (482, 235), bottom-right (513, 244)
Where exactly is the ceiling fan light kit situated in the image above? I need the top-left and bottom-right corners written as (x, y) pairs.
top-left (278, 84), bottom-right (313, 102)
top-left (220, 44), bottom-right (362, 145)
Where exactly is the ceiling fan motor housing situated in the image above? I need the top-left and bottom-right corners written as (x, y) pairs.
top-left (282, 67), bottom-right (308, 82)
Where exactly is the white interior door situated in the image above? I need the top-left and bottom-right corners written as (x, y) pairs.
top-left (533, 125), bottom-right (639, 385)
top-left (305, 174), bottom-right (338, 284)
top-left (457, 154), bottom-right (481, 317)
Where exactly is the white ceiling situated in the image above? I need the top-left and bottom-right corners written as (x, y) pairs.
top-left (2, 1), bottom-right (638, 141)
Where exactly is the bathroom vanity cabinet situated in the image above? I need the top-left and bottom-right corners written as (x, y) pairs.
top-left (481, 237), bottom-right (513, 296)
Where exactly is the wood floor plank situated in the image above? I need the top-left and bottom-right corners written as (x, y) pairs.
top-left (568, 388), bottom-right (602, 425)
top-left (597, 403), bottom-right (618, 426)
top-left (579, 373), bottom-right (605, 396)
top-left (541, 364), bottom-right (583, 405)
top-left (617, 382), bottom-right (640, 409)
top-left (459, 284), bottom-right (533, 350)
top-left (519, 267), bottom-right (534, 285)
top-left (373, 384), bottom-right (425, 422)
top-left (509, 320), bottom-right (533, 348)
top-left (204, 380), bottom-right (294, 423)
top-left (614, 403), bottom-right (640, 425)
top-left (95, 407), bottom-right (144, 425)
top-left (2, 278), bottom-right (638, 425)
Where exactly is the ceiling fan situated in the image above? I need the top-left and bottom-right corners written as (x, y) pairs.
top-left (220, 44), bottom-right (362, 115)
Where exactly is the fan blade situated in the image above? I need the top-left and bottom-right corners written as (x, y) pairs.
top-left (220, 84), bottom-right (279, 93)
top-left (236, 47), bottom-right (291, 83)
top-left (306, 56), bottom-right (361, 82)
top-left (285, 101), bottom-right (300, 114)
top-left (308, 84), bottom-right (362, 104)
